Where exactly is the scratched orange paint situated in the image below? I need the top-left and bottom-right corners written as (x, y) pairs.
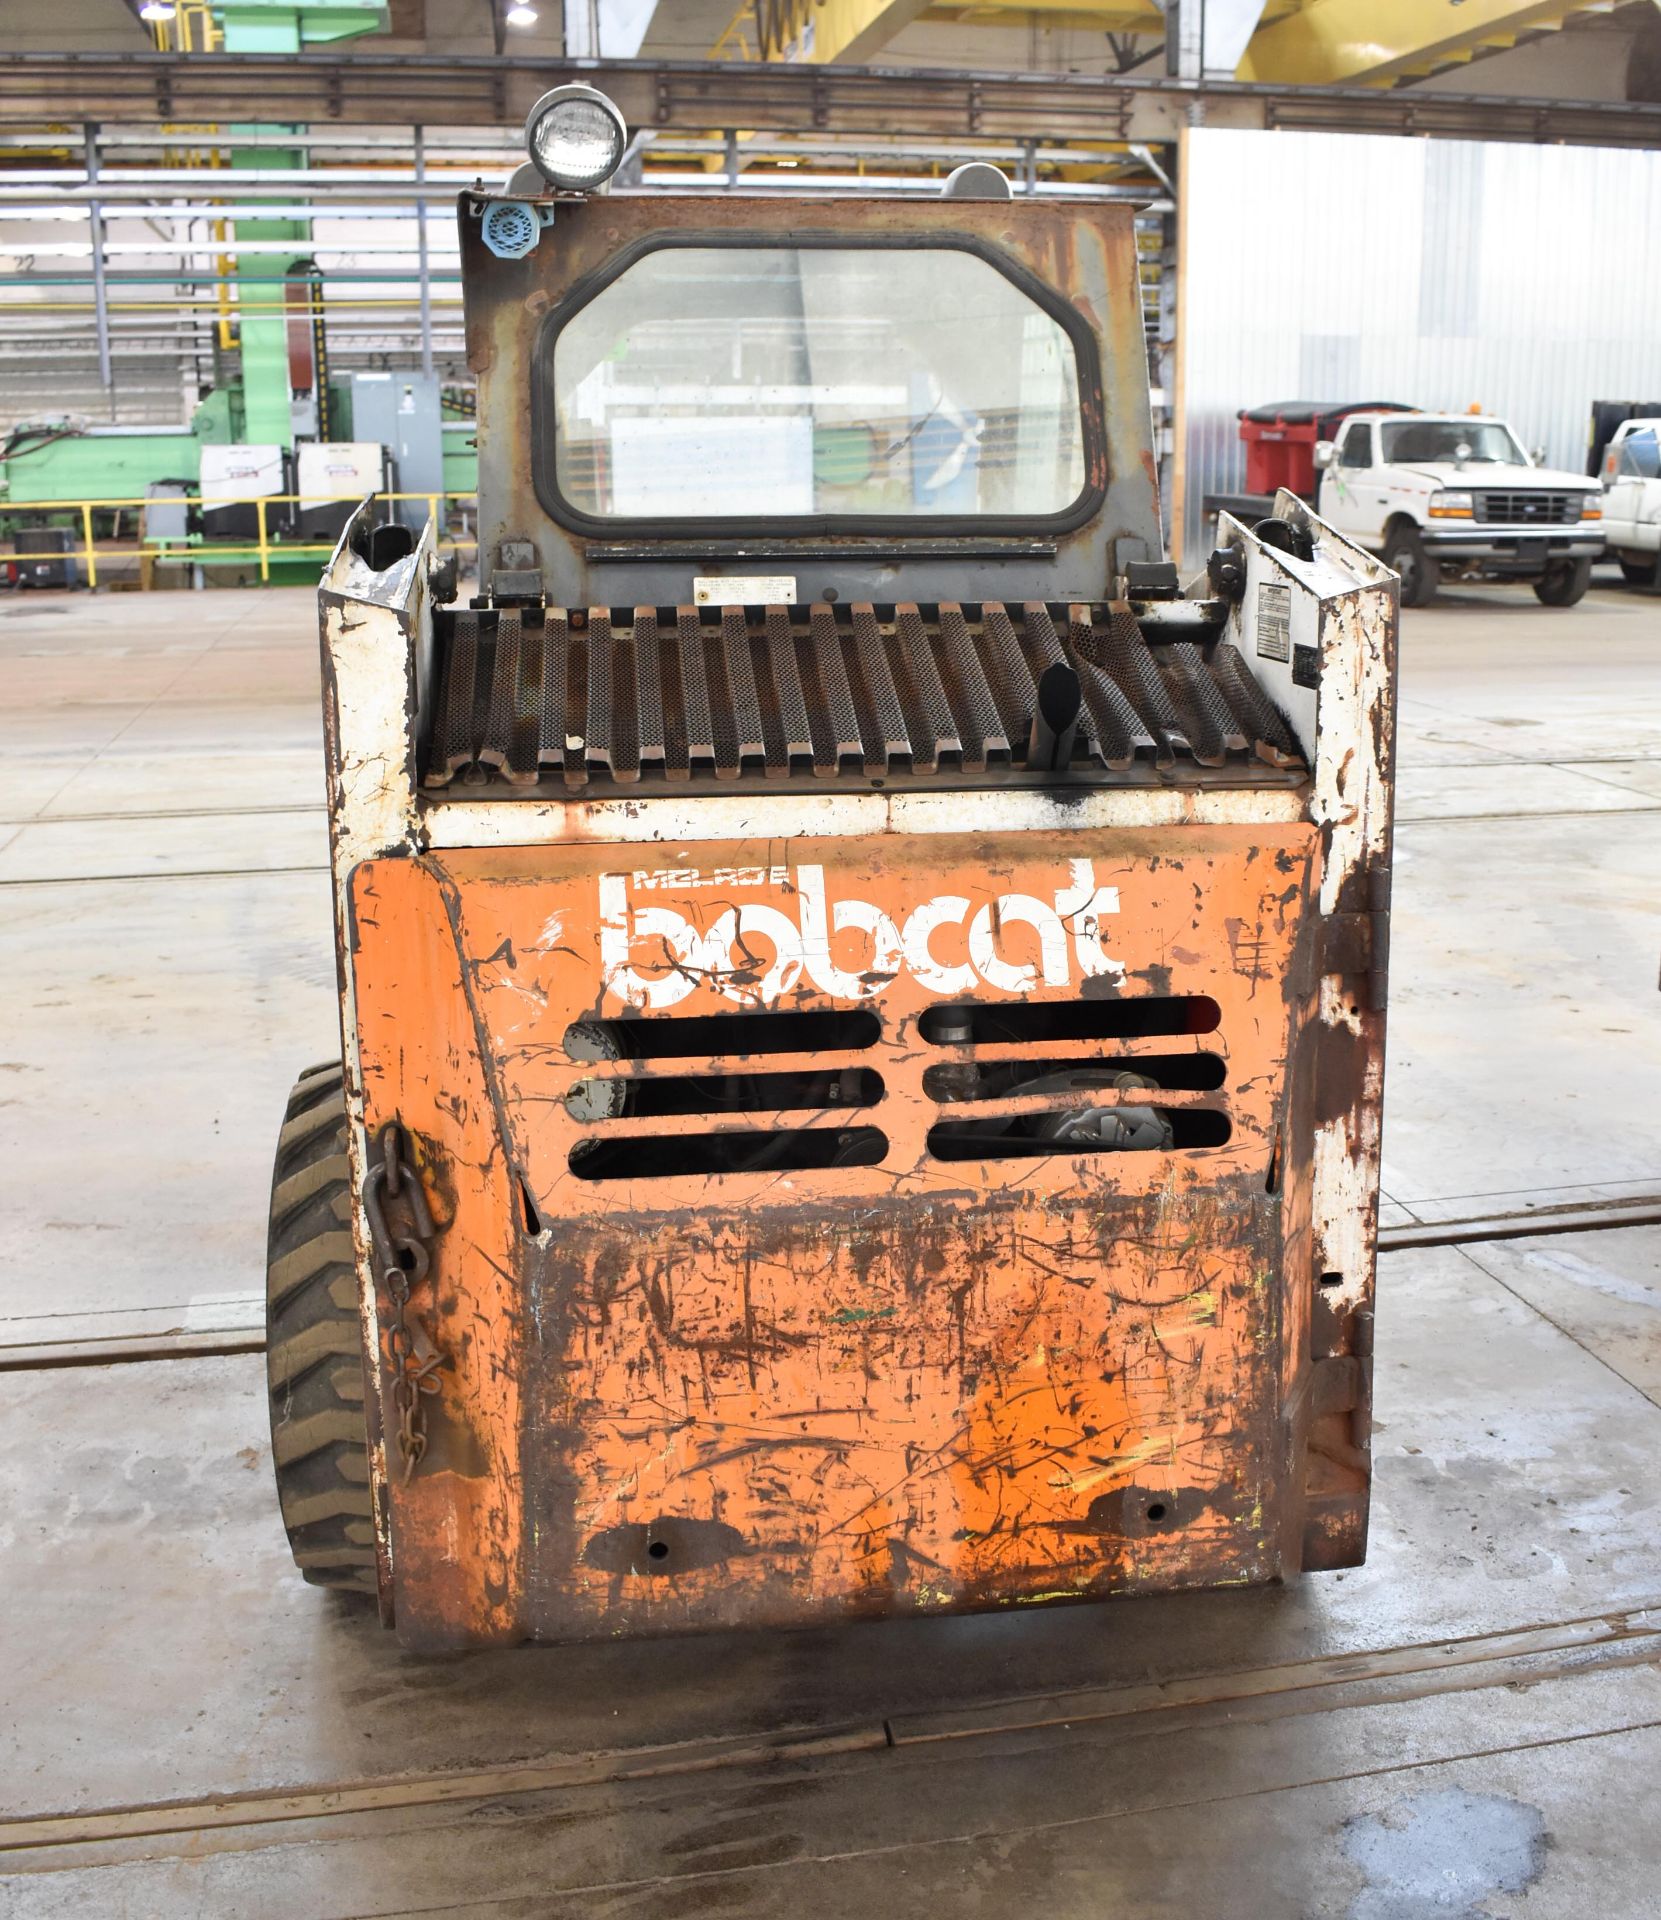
top-left (351, 825), bottom-right (1317, 1646)
top-left (350, 859), bottom-right (527, 1649)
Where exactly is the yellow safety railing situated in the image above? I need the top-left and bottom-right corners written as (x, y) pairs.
top-left (1, 490), bottom-right (478, 589)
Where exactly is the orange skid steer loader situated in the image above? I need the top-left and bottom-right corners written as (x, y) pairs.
top-left (267, 87), bottom-right (1397, 1651)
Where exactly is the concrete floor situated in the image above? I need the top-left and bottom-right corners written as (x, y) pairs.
top-left (2, 580), bottom-right (1659, 1915)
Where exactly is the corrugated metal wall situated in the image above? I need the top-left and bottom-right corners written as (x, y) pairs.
top-left (1178, 128), bottom-right (1661, 560)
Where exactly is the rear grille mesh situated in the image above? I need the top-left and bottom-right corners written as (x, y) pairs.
top-left (1473, 491), bottom-right (1580, 526)
top-left (423, 601), bottom-right (1303, 793)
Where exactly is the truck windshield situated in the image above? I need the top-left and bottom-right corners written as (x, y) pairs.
top-left (548, 244), bottom-right (1090, 523)
top-left (1378, 420), bottom-right (1526, 465)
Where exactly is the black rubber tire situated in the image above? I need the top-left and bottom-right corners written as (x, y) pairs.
top-left (1383, 523), bottom-right (1439, 608)
top-left (1532, 556), bottom-right (1593, 607)
top-left (266, 1061), bottom-right (377, 1596)
top-left (1618, 554), bottom-right (1659, 586)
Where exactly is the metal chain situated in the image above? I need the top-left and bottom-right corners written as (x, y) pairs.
top-left (363, 1121), bottom-right (444, 1485)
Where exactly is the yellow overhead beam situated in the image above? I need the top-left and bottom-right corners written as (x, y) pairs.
top-left (715, 0), bottom-right (1305, 59)
top-left (808, 0), bottom-right (937, 59)
top-left (929, 0), bottom-right (1305, 22)
top-left (713, 0), bottom-right (936, 62)
top-left (1238, 0), bottom-right (1600, 87)
top-left (923, 0), bottom-right (1308, 30)
top-left (925, 0), bottom-right (1164, 24)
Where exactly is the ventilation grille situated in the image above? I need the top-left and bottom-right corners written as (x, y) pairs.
top-left (480, 200), bottom-right (540, 260)
top-left (1473, 491), bottom-right (1580, 526)
top-left (563, 1009), bottom-right (887, 1183)
top-left (423, 601), bottom-right (1303, 795)
top-left (556, 1000), bottom-right (1233, 1182)
top-left (922, 996), bottom-right (1231, 1164)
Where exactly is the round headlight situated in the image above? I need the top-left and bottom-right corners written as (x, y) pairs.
top-left (525, 84), bottom-right (627, 192)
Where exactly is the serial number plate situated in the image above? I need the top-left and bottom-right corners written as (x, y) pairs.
top-left (693, 575), bottom-right (798, 608)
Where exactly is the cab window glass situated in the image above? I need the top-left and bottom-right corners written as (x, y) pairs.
top-left (1379, 420), bottom-right (1525, 465)
top-left (1618, 430), bottom-right (1661, 480)
top-left (1338, 424), bottom-right (1372, 469)
top-left (548, 245), bottom-right (1089, 522)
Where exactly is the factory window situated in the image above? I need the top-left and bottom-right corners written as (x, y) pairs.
top-left (540, 241), bottom-right (1097, 529)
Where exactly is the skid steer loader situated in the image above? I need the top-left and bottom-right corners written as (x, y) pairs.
top-left (267, 86), bottom-right (1397, 1651)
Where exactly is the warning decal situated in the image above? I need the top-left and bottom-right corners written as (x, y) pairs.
top-left (1256, 583), bottom-right (1292, 664)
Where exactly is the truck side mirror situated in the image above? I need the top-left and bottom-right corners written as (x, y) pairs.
top-left (1313, 440), bottom-right (1336, 470)
top-left (1530, 447), bottom-right (1545, 466)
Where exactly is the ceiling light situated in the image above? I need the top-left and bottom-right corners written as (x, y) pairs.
top-left (505, 3), bottom-right (538, 24)
top-left (138, 2), bottom-right (176, 19)
top-left (524, 84), bottom-right (628, 192)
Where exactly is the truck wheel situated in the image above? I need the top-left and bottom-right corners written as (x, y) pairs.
top-left (266, 1061), bottom-right (377, 1597)
top-left (1383, 525), bottom-right (1438, 608)
top-left (1533, 557), bottom-right (1593, 607)
top-left (1618, 555), bottom-right (1659, 586)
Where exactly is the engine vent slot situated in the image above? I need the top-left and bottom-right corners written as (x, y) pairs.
top-left (918, 996), bottom-right (1221, 1045)
top-left (570, 1126), bottom-right (889, 1182)
top-left (928, 1108), bottom-right (1231, 1162)
top-left (923, 1052), bottom-right (1226, 1100)
top-left (568, 1066), bottom-right (883, 1119)
top-left (564, 1008), bottom-right (881, 1062)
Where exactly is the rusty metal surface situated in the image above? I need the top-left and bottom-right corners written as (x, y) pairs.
top-left (3, 53), bottom-right (1659, 152)
top-left (350, 825), bottom-right (1327, 1649)
top-left (422, 599), bottom-right (1303, 795)
top-left (314, 145), bottom-right (1396, 1651)
top-left (461, 193), bottom-right (1162, 611)
top-left (314, 488), bottom-right (1395, 1653)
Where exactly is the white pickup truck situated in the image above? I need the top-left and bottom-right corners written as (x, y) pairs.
top-left (1314, 412), bottom-right (1604, 608)
top-left (1598, 417), bottom-right (1661, 586)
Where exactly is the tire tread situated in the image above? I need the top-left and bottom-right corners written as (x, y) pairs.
top-left (266, 1063), bottom-right (377, 1597)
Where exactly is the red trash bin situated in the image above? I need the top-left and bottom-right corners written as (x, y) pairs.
top-left (1239, 401), bottom-right (1418, 498)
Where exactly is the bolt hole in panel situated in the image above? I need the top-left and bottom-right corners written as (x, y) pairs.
top-left (582, 1518), bottom-right (749, 1580)
top-left (348, 826), bottom-right (1319, 1642)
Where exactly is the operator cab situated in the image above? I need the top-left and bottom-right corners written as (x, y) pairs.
top-left (416, 87), bottom-right (1304, 800)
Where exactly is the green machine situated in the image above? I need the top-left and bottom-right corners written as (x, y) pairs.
top-left (0, 425), bottom-right (202, 507)
top-left (0, 390), bottom-right (242, 505)
top-left (0, 4), bottom-right (482, 586)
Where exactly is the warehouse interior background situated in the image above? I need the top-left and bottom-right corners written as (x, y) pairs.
top-left (7, 0), bottom-right (1661, 563)
top-left (4, 2), bottom-right (1661, 1915)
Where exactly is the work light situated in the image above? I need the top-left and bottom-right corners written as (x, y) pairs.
top-left (524, 85), bottom-right (627, 193)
